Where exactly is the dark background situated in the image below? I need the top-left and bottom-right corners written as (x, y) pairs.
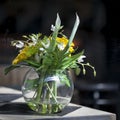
top-left (0, 0), bottom-right (120, 119)
top-left (0, 0), bottom-right (120, 82)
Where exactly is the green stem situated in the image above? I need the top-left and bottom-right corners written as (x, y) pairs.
top-left (35, 83), bottom-right (43, 103)
top-left (35, 73), bottom-right (45, 103)
top-left (46, 83), bottom-right (58, 103)
top-left (78, 62), bottom-right (96, 77)
top-left (53, 81), bottom-right (57, 97)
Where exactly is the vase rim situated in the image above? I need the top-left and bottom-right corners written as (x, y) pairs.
top-left (44, 76), bottom-right (59, 82)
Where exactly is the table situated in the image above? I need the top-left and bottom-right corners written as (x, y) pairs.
top-left (0, 86), bottom-right (116, 120)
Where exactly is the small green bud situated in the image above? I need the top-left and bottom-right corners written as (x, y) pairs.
top-left (75, 67), bottom-right (81, 75)
top-left (86, 63), bottom-right (90, 65)
top-left (83, 68), bottom-right (86, 75)
top-left (94, 71), bottom-right (96, 77)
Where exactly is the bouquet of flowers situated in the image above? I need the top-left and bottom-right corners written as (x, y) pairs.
top-left (5, 13), bottom-right (96, 114)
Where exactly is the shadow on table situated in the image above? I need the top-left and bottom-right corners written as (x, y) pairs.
top-left (0, 94), bottom-right (22, 102)
top-left (0, 103), bottom-right (80, 116)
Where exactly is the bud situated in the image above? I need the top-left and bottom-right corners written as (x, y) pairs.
top-left (94, 71), bottom-right (96, 77)
top-left (75, 67), bottom-right (81, 76)
top-left (83, 68), bottom-right (86, 75)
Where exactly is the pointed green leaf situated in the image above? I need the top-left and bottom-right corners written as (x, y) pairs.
top-left (24, 60), bottom-right (40, 67)
top-left (69, 14), bottom-right (80, 46)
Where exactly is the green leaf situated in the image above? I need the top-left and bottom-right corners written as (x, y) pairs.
top-left (69, 14), bottom-right (80, 46)
top-left (55, 13), bottom-right (61, 29)
top-left (24, 60), bottom-right (40, 67)
top-left (25, 78), bottom-right (39, 90)
top-left (49, 14), bottom-right (61, 52)
top-left (59, 73), bottom-right (70, 87)
top-left (59, 50), bottom-right (84, 70)
top-left (4, 65), bottom-right (21, 75)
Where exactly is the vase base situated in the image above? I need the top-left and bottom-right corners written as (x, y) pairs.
top-left (26, 97), bottom-right (70, 114)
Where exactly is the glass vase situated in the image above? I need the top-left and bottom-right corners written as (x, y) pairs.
top-left (21, 68), bottom-right (74, 114)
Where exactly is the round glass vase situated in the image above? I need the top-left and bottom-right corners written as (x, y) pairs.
top-left (21, 68), bottom-right (74, 114)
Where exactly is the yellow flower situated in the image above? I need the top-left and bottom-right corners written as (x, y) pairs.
top-left (56, 37), bottom-right (74, 53)
top-left (12, 53), bottom-right (27, 65)
top-left (56, 37), bottom-right (68, 47)
top-left (12, 45), bottom-right (38, 65)
top-left (69, 42), bottom-right (74, 53)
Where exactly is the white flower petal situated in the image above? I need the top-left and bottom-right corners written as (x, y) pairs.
top-left (16, 41), bottom-right (24, 48)
top-left (57, 44), bottom-right (64, 50)
top-left (39, 48), bottom-right (44, 51)
top-left (28, 42), bottom-right (35, 46)
top-left (78, 55), bottom-right (86, 63)
top-left (51, 24), bottom-right (55, 31)
top-left (31, 36), bottom-right (37, 45)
